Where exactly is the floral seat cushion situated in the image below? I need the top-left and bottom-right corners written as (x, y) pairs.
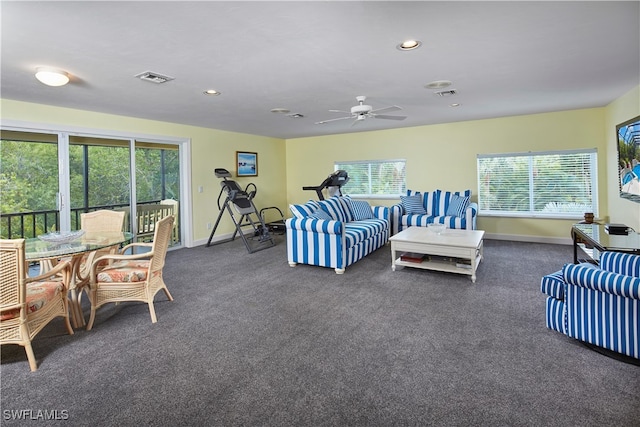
top-left (0, 281), bottom-right (64, 321)
top-left (97, 260), bottom-right (151, 283)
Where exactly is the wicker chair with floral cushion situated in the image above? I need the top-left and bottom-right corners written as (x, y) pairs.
top-left (0, 239), bottom-right (74, 371)
top-left (56, 209), bottom-right (125, 327)
top-left (76, 209), bottom-right (126, 275)
top-left (84, 215), bottom-right (175, 330)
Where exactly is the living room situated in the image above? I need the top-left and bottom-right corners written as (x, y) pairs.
top-left (1, 1), bottom-right (639, 425)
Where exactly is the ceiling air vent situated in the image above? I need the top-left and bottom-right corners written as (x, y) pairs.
top-left (434, 89), bottom-right (457, 97)
top-left (134, 71), bottom-right (175, 84)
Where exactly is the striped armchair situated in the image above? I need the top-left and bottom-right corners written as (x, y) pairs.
top-left (286, 197), bottom-right (390, 274)
top-left (541, 251), bottom-right (640, 359)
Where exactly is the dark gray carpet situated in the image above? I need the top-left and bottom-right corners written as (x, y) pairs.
top-left (2, 236), bottom-right (639, 426)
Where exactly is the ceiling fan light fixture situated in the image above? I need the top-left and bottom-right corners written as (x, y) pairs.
top-left (397, 39), bottom-right (422, 51)
top-left (316, 96), bottom-right (407, 126)
top-left (35, 67), bottom-right (69, 86)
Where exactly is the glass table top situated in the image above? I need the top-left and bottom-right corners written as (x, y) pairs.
top-left (25, 231), bottom-right (134, 260)
top-left (572, 223), bottom-right (640, 251)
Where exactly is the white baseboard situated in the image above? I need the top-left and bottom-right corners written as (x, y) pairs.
top-left (191, 229), bottom-right (254, 248)
top-left (484, 232), bottom-right (572, 246)
top-left (193, 230), bottom-right (571, 248)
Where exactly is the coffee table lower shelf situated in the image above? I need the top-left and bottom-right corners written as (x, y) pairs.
top-left (393, 253), bottom-right (482, 282)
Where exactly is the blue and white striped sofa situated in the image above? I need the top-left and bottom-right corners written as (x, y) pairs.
top-left (541, 251), bottom-right (640, 359)
top-left (286, 197), bottom-right (390, 274)
top-left (390, 189), bottom-right (478, 235)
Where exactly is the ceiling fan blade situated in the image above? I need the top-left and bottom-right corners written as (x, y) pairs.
top-left (315, 116), bottom-right (354, 125)
top-left (329, 109), bottom-right (351, 114)
top-left (372, 114), bottom-right (407, 121)
top-left (350, 118), bottom-right (363, 127)
top-left (370, 105), bottom-right (402, 114)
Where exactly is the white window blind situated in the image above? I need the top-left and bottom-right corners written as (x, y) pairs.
top-left (334, 159), bottom-right (406, 198)
top-left (477, 149), bottom-right (598, 217)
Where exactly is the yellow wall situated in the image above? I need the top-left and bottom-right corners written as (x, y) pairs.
top-left (0, 99), bottom-right (287, 245)
top-left (3, 84), bottom-right (639, 244)
top-left (286, 108), bottom-right (608, 241)
top-left (606, 85), bottom-right (640, 230)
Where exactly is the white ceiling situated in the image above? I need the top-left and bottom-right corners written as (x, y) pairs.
top-left (1, 1), bottom-right (639, 139)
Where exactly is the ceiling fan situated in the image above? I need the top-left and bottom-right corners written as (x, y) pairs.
top-left (315, 96), bottom-right (407, 126)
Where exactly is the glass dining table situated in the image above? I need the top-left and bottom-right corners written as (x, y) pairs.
top-left (25, 231), bottom-right (134, 328)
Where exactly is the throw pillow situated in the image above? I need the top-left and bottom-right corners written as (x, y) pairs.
top-left (336, 196), bottom-right (355, 222)
top-left (289, 200), bottom-right (321, 218)
top-left (308, 209), bottom-right (333, 220)
top-left (400, 194), bottom-right (427, 215)
top-left (318, 197), bottom-right (350, 222)
top-left (349, 200), bottom-right (375, 220)
top-left (446, 194), bottom-right (470, 218)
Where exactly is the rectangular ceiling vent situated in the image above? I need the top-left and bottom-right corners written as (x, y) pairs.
top-left (434, 89), bottom-right (457, 97)
top-left (134, 71), bottom-right (175, 84)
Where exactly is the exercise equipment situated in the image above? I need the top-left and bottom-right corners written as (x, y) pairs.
top-left (258, 206), bottom-right (286, 235)
top-left (302, 170), bottom-right (349, 200)
top-left (206, 168), bottom-right (275, 253)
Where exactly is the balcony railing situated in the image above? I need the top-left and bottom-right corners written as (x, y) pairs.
top-left (1, 201), bottom-right (162, 239)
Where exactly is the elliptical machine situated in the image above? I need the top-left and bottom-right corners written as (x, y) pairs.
top-left (206, 168), bottom-right (275, 253)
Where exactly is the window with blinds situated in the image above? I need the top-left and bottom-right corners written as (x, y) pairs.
top-left (334, 159), bottom-right (406, 198)
top-left (477, 149), bottom-right (598, 218)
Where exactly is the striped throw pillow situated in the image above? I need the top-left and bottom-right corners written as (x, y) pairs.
top-left (400, 194), bottom-right (426, 215)
top-left (289, 200), bottom-right (321, 218)
top-left (308, 209), bottom-right (333, 220)
top-left (349, 200), bottom-right (374, 220)
top-left (445, 194), bottom-right (469, 218)
top-left (318, 198), bottom-right (350, 222)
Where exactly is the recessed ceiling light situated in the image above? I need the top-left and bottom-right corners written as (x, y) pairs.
top-left (449, 103), bottom-right (461, 107)
top-left (397, 40), bottom-right (422, 51)
top-left (287, 113), bottom-right (304, 119)
top-left (203, 89), bottom-right (221, 96)
top-left (271, 108), bottom-right (290, 114)
top-left (425, 80), bottom-right (452, 90)
top-left (35, 67), bottom-right (70, 86)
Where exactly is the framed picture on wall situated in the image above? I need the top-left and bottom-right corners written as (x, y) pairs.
top-left (236, 151), bottom-right (258, 177)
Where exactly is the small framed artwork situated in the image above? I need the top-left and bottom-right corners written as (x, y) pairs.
top-left (236, 151), bottom-right (258, 177)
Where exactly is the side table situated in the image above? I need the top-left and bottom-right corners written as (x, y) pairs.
top-left (571, 223), bottom-right (640, 264)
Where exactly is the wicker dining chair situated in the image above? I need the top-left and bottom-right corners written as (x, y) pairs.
top-left (0, 239), bottom-right (74, 371)
top-left (84, 215), bottom-right (175, 330)
top-left (56, 210), bottom-right (126, 276)
top-left (76, 209), bottom-right (126, 277)
top-left (55, 210), bottom-right (126, 328)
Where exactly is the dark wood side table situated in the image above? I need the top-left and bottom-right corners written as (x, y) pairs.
top-left (571, 223), bottom-right (640, 264)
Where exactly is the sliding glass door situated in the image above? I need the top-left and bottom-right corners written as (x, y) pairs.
top-left (1, 129), bottom-right (182, 247)
top-left (0, 131), bottom-right (61, 238)
top-left (135, 141), bottom-right (181, 244)
top-left (69, 136), bottom-right (132, 230)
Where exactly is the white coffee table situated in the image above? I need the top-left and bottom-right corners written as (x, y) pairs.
top-left (389, 226), bottom-right (485, 283)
